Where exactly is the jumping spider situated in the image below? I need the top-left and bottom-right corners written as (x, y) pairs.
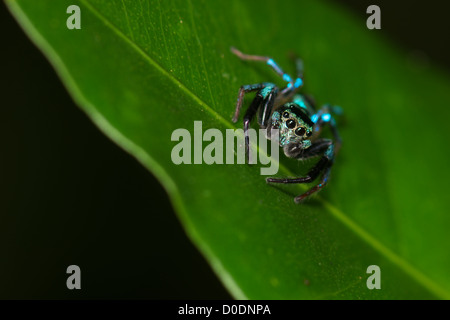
top-left (231, 47), bottom-right (342, 203)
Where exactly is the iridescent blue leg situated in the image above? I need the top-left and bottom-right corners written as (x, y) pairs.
top-left (231, 47), bottom-right (303, 95)
top-left (280, 55), bottom-right (304, 96)
top-left (311, 105), bottom-right (342, 154)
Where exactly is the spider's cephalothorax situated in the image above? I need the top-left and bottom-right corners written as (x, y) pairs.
top-left (269, 102), bottom-right (314, 158)
top-left (231, 47), bottom-right (342, 203)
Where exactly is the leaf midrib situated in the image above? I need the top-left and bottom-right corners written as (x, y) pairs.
top-left (26, 0), bottom-right (450, 299)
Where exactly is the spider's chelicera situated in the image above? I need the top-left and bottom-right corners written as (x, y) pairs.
top-left (231, 47), bottom-right (342, 203)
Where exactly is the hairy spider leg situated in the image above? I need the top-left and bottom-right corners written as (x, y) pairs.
top-left (266, 140), bottom-right (334, 202)
top-left (294, 55), bottom-right (304, 79)
top-left (230, 47), bottom-right (303, 96)
top-left (296, 138), bottom-right (333, 160)
top-left (232, 83), bottom-right (266, 123)
top-left (242, 85), bottom-right (278, 162)
top-left (294, 167), bottom-right (332, 203)
top-left (311, 104), bottom-right (342, 154)
top-left (266, 139), bottom-right (332, 183)
top-left (280, 55), bottom-right (304, 97)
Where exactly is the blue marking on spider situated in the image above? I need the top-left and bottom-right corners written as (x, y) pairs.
top-left (283, 74), bottom-right (292, 82)
top-left (322, 113), bottom-right (331, 122)
top-left (293, 97), bottom-right (308, 110)
top-left (260, 85), bottom-right (274, 99)
top-left (294, 78), bottom-right (303, 88)
top-left (325, 144), bottom-right (334, 159)
top-left (267, 58), bottom-right (281, 73)
top-left (332, 106), bottom-right (343, 115)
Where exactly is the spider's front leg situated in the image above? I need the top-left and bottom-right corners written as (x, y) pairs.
top-left (232, 82), bottom-right (278, 162)
top-left (267, 139), bottom-right (335, 202)
top-left (231, 47), bottom-right (304, 98)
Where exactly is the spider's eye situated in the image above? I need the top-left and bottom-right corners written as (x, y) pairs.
top-left (286, 119), bottom-right (296, 129)
top-left (295, 127), bottom-right (306, 136)
top-left (282, 112), bottom-right (290, 118)
top-left (307, 130), bottom-right (313, 137)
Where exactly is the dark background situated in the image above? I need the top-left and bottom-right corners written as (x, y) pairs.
top-left (1, 0), bottom-right (449, 299)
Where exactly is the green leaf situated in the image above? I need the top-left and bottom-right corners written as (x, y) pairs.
top-left (7, 0), bottom-right (450, 299)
